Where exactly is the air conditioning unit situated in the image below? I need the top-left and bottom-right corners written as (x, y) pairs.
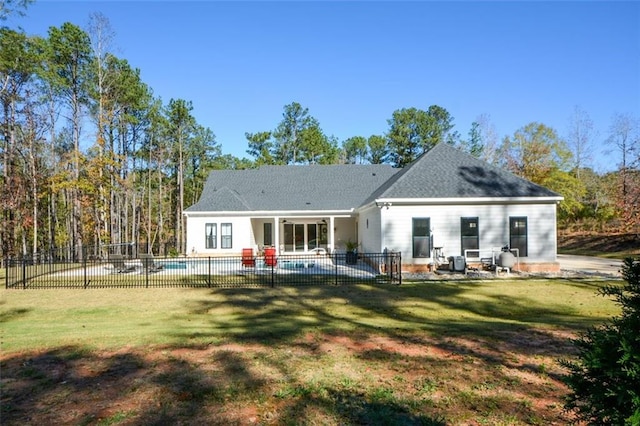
top-left (448, 256), bottom-right (466, 272)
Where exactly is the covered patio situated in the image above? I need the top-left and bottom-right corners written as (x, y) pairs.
top-left (249, 215), bottom-right (358, 255)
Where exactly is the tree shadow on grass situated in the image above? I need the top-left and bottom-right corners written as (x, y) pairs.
top-left (2, 346), bottom-right (242, 425)
top-left (275, 386), bottom-right (447, 426)
top-left (2, 280), bottom-right (608, 424)
top-left (170, 281), bottom-right (609, 349)
top-left (1, 344), bottom-right (452, 425)
top-left (0, 307), bottom-right (31, 323)
top-left (154, 280), bottom-right (606, 423)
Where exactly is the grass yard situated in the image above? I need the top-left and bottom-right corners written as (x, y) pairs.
top-left (1, 279), bottom-right (620, 425)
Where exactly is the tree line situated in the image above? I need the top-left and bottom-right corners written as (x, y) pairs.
top-left (245, 102), bottom-right (639, 235)
top-left (1, 10), bottom-right (639, 259)
top-left (1, 14), bottom-right (230, 259)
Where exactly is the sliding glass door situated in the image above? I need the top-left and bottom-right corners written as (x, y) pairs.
top-left (283, 222), bottom-right (328, 252)
top-left (283, 223), bottom-right (305, 251)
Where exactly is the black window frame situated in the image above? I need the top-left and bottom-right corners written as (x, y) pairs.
top-left (205, 223), bottom-right (217, 249)
top-left (412, 217), bottom-right (431, 258)
top-left (461, 217), bottom-right (479, 258)
top-left (221, 223), bottom-right (233, 249)
top-left (509, 217), bottom-right (528, 257)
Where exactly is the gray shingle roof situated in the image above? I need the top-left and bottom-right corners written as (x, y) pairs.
top-left (367, 142), bottom-right (561, 201)
top-left (186, 143), bottom-right (561, 213)
top-left (185, 164), bottom-right (400, 212)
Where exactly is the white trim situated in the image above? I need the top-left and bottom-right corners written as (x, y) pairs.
top-left (184, 209), bottom-right (355, 217)
top-left (373, 196), bottom-right (563, 206)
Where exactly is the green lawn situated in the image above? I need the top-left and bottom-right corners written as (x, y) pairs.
top-left (1, 279), bottom-right (619, 351)
top-left (1, 279), bottom-right (621, 425)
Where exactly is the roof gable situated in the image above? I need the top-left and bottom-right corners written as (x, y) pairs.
top-left (185, 164), bottom-right (400, 213)
top-left (369, 142), bottom-right (560, 200)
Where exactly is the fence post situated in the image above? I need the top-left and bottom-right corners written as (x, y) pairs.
top-left (84, 256), bottom-right (88, 289)
top-left (145, 261), bottom-right (149, 288)
top-left (207, 257), bottom-right (211, 288)
top-left (270, 262), bottom-right (274, 288)
top-left (22, 259), bottom-right (26, 289)
top-left (335, 253), bottom-right (338, 286)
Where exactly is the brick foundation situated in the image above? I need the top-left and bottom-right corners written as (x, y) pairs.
top-left (403, 261), bottom-right (561, 274)
top-left (402, 264), bottom-right (434, 273)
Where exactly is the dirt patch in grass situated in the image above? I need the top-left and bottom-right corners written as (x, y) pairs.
top-left (558, 232), bottom-right (640, 258)
top-left (2, 329), bottom-right (580, 425)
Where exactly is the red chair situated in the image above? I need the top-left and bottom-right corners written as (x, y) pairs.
top-left (264, 247), bottom-right (277, 267)
top-left (242, 248), bottom-right (256, 267)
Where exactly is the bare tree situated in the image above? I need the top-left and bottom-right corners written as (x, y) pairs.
top-left (567, 105), bottom-right (595, 179)
top-left (0, 0), bottom-right (33, 22)
top-left (606, 113), bottom-right (640, 232)
top-left (475, 113), bottom-right (500, 165)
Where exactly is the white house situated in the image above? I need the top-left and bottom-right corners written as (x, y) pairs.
top-left (184, 143), bottom-right (564, 272)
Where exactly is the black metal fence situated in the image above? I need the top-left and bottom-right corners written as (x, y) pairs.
top-left (5, 252), bottom-right (401, 289)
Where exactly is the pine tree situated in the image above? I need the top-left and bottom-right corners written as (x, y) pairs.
top-left (562, 257), bottom-right (640, 425)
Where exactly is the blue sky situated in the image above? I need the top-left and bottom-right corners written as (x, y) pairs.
top-left (10, 1), bottom-right (640, 172)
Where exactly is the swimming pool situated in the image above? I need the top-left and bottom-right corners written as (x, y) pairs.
top-left (280, 260), bottom-right (315, 269)
top-left (163, 260), bottom-right (188, 269)
top-left (157, 258), bottom-right (271, 271)
top-left (155, 256), bottom-right (327, 273)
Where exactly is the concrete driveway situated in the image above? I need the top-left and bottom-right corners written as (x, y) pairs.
top-left (557, 254), bottom-right (623, 276)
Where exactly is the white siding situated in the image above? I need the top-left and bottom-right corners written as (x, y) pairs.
top-left (185, 216), bottom-right (254, 255)
top-left (358, 205), bottom-right (382, 253)
top-left (379, 202), bottom-right (558, 264)
top-left (253, 219), bottom-right (277, 248)
top-left (333, 217), bottom-right (356, 251)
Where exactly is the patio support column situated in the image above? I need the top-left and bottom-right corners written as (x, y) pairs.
top-left (329, 216), bottom-right (335, 253)
top-left (273, 217), bottom-right (280, 254)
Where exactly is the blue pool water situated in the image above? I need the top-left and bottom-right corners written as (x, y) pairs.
top-left (157, 258), bottom-right (319, 271)
top-left (164, 261), bottom-right (187, 270)
top-left (280, 260), bottom-right (315, 269)
top-left (158, 258), bottom-right (267, 270)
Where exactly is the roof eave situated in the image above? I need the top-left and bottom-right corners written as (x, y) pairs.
top-left (183, 208), bottom-right (357, 217)
top-left (375, 196), bottom-right (564, 205)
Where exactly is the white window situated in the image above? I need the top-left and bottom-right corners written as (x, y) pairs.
top-left (205, 223), bottom-right (217, 249)
top-left (221, 223), bottom-right (232, 249)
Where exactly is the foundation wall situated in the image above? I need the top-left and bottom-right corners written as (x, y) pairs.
top-left (402, 261), bottom-right (561, 274)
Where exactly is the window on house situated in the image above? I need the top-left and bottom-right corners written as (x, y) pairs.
top-left (205, 223), bottom-right (217, 249)
top-left (461, 217), bottom-right (479, 257)
top-left (264, 222), bottom-right (272, 247)
top-left (509, 217), bottom-right (527, 257)
top-left (412, 218), bottom-right (431, 258)
top-left (284, 223), bottom-right (294, 251)
top-left (221, 223), bottom-right (232, 249)
top-left (294, 224), bottom-right (304, 251)
top-left (307, 224), bottom-right (318, 250)
top-left (319, 223), bottom-right (328, 247)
